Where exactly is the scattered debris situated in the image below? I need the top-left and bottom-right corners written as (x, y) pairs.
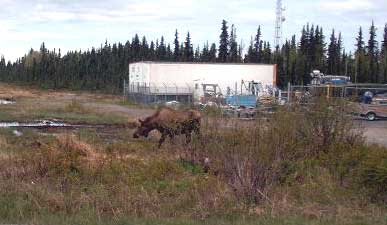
top-left (165, 100), bottom-right (180, 108)
top-left (0, 98), bottom-right (15, 105)
top-left (0, 119), bottom-right (69, 128)
top-left (12, 130), bottom-right (23, 137)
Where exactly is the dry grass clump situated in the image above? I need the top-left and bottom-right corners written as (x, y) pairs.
top-left (55, 134), bottom-right (104, 162)
top-left (64, 99), bottom-right (89, 114)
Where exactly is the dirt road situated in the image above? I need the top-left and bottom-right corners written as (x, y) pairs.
top-left (85, 102), bottom-right (155, 118)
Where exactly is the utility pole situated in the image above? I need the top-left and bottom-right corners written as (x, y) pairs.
top-left (274, 0), bottom-right (286, 48)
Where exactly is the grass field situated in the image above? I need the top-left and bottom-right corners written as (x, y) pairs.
top-left (0, 83), bottom-right (385, 225)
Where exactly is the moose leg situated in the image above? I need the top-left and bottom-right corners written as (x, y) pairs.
top-left (158, 133), bottom-right (167, 148)
top-left (185, 131), bottom-right (191, 144)
top-left (168, 132), bottom-right (176, 144)
top-left (193, 120), bottom-right (201, 136)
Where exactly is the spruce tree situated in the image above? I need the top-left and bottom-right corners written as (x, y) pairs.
top-left (381, 24), bottom-right (387, 83)
top-left (209, 43), bottom-right (217, 62)
top-left (355, 27), bottom-right (366, 83)
top-left (131, 34), bottom-right (141, 61)
top-left (258, 41), bottom-right (263, 63)
top-left (254, 26), bottom-right (262, 62)
top-left (201, 42), bottom-right (210, 62)
top-left (183, 32), bottom-right (194, 62)
top-left (289, 35), bottom-right (298, 83)
top-left (149, 41), bottom-right (156, 60)
top-left (299, 26), bottom-right (308, 55)
top-left (158, 36), bottom-right (167, 61)
top-left (311, 26), bottom-right (326, 70)
top-left (229, 24), bottom-right (239, 62)
top-left (262, 42), bottom-right (272, 64)
top-left (141, 36), bottom-right (149, 60)
top-left (327, 29), bottom-right (337, 74)
top-left (244, 38), bottom-right (254, 63)
top-left (194, 46), bottom-right (201, 62)
top-left (297, 26), bottom-right (310, 84)
top-left (4, 19), bottom-right (387, 91)
top-left (218, 20), bottom-right (229, 62)
top-left (382, 24), bottom-right (387, 56)
top-left (367, 21), bottom-right (378, 83)
top-left (166, 44), bottom-right (173, 61)
top-left (173, 29), bottom-right (180, 61)
top-left (336, 32), bottom-right (343, 74)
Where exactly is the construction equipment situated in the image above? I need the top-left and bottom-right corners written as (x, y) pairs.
top-left (310, 70), bottom-right (351, 85)
top-left (222, 80), bottom-right (277, 118)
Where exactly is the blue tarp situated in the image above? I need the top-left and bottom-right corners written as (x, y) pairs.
top-left (226, 95), bottom-right (257, 107)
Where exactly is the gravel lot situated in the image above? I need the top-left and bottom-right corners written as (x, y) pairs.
top-left (359, 119), bottom-right (387, 147)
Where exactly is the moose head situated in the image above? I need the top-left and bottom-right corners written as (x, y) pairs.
top-left (133, 119), bottom-right (153, 138)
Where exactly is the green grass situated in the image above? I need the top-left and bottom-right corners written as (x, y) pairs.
top-left (31, 109), bottom-right (128, 124)
top-left (118, 99), bottom-right (139, 107)
top-left (0, 103), bottom-right (128, 125)
top-left (0, 111), bottom-right (16, 121)
top-left (1, 212), bottom-right (385, 225)
top-left (177, 159), bottom-right (205, 174)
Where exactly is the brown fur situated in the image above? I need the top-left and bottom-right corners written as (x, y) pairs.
top-left (133, 108), bottom-right (201, 147)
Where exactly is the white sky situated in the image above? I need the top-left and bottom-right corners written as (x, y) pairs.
top-left (0, 0), bottom-right (386, 61)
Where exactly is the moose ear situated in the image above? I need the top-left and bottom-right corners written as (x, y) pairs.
top-left (138, 119), bottom-right (144, 124)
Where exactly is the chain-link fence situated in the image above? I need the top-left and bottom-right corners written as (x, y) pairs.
top-left (123, 81), bottom-right (194, 104)
top-left (285, 83), bottom-right (387, 104)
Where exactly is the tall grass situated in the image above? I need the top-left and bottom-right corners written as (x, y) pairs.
top-left (191, 99), bottom-right (363, 205)
top-left (0, 98), bottom-right (385, 224)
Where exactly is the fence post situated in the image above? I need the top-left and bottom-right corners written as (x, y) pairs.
top-left (278, 89), bottom-right (282, 103)
top-left (287, 82), bottom-right (291, 103)
top-left (342, 86), bottom-right (345, 98)
top-left (122, 79), bottom-right (126, 101)
top-left (174, 83), bottom-right (178, 101)
top-left (327, 84), bottom-right (331, 99)
top-left (163, 83), bottom-right (167, 102)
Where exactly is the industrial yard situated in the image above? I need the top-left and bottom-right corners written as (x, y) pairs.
top-left (0, 0), bottom-right (387, 224)
top-left (0, 82), bottom-right (386, 225)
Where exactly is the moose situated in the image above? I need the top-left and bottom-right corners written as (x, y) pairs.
top-left (133, 108), bottom-right (201, 148)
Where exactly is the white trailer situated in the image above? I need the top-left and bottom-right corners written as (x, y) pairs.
top-left (128, 61), bottom-right (277, 102)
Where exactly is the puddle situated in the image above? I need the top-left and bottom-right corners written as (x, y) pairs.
top-left (0, 120), bottom-right (69, 128)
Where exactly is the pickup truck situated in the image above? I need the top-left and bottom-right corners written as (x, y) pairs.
top-left (359, 97), bottom-right (387, 121)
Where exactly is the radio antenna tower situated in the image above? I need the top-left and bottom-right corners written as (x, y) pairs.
top-left (274, 0), bottom-right (286, 48)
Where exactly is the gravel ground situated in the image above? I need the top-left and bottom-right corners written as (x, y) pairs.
top-left (85, 102), bottom-right (155, 118)
top-left (360, 119), bottom-right (387, 147)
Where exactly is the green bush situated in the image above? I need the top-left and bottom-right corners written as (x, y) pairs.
top-left (357, 146), bottom-right (387, 202)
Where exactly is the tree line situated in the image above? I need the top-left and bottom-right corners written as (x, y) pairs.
top-left (0, 20), bottom-right (386, 92)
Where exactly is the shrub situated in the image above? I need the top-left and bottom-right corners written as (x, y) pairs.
top-left (192, 98), bottom-right (363, 205)
top-left (357, 146), bottom-right (387, 202)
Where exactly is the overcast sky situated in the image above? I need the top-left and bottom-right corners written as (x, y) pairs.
top-left (0, 0), bottom-right (386, 61)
